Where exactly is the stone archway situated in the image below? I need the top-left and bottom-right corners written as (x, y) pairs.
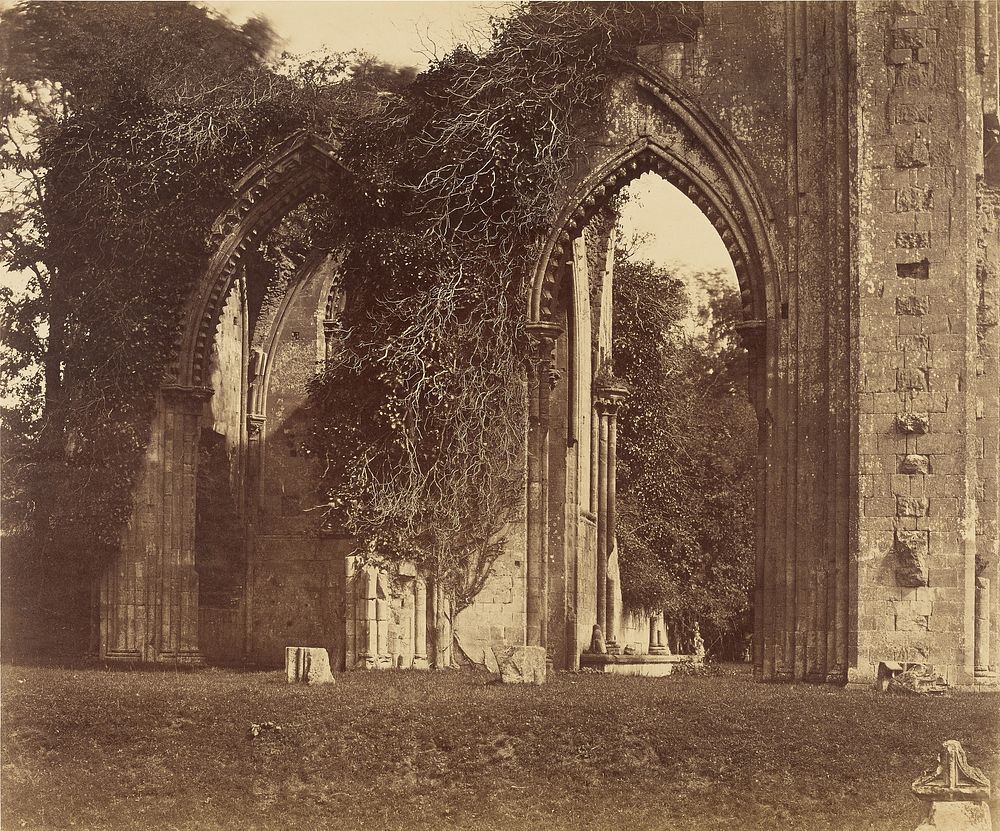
top-left (98, 132), bottom-right (349, 663)
top-left (518, 58), bottom-right (853, 681)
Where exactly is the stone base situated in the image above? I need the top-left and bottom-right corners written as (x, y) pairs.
top-left (154, 651), bottom-right (204, 666)
top-left (497, 645), bottom-right (546, 684)
top-left (972, 671), bottom-right (998, 687)
top-left (580, 652), bottom-right (701, 677)
top-left (915, 801), bottom-right (992, 831)
top-left (285, 646), bottom-right (335, 685)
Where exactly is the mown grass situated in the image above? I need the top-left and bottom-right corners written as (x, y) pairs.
top-left (2, 663), bottom-right (998, 831)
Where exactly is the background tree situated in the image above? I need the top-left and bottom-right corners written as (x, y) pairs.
top-left (613, 251), bottom-right (757, 658)
top-left (1, 0), bottom-right (710, 659)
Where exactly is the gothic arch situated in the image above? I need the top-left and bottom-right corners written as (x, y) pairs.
top-left (529, 62), bottom-right (782, 337)
top-left (173, 131), bottom-right (350, 388)
top-left (522, 61), bottom-right (784, 669)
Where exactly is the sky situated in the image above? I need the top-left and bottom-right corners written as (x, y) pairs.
top-left (203, 1), bottom-right (504, 68)
top-left (202, 1), bottom-right (734, 277)
top-left (2, 2), bottom-right (734, 294)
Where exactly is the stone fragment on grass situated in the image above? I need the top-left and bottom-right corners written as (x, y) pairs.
top-left (913, 740), bottom-right (991, 830)
top-left (497, 645), bottom-right (546, 685)
top-left (285, 646), bottom-right (335, 685)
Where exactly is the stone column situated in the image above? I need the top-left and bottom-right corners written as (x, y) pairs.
top-left (649, 613), bottom-right (668, 655)
top-left (413, 575), bottom-right (429, 669)
top-left (595, 379), bottom-right (628, 653)
top-left (975, 577), bottom-right (992, 677)
top-left (363, 568), bottom-right (378, 668)
top-left (344, 555), bottom-right (358, 669)
top-left (376, 572), bottom-right (390, 668)
top-left (157, 384), bottom-right (213, 662)
top-left (243, 413), bottom-right (265, 657)
top-left (524, 322), bottom-right (562, 650)
top-left (595, 402), bottom-right (609, 638)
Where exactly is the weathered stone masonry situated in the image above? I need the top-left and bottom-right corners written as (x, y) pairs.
top-left (97, 2), bottom-right (999, 686)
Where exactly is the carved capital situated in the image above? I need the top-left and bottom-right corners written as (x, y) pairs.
top-left (912, 740), bottom-right (991, 803)
top-left (734, 319), bottom-right (766, 354)
top-left (594, 374), bottom-right (630, 415)
top-left (525, 321), bottom-right (562, 360)
top-left (161, 384), bottom-right (213, 414)
top-left (525, 322), bottom-right (563, 393)
top-left (247, 413), bottom-right (266, 439)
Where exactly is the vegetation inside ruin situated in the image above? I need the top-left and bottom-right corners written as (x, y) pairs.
top-left (614, 254), bottom-right (756, 655)
top-left (3, 665), bottom-right (998, 831)
top-left (1, 0), bottom-right (745, 653)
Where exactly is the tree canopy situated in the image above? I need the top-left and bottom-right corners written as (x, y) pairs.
top-left (613, 254), bottom-right (757, 655)
top-left (0, 0), bottom-right (744, 653)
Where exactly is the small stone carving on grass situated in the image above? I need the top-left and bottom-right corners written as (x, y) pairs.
top-left (888, 666), bottom-right (949, 695)
top-left (285, 646), bottom-right (335, 685)
top-left (248, 721), bottom-right (282, 739)
top-left (912, 740), bottom-right (991, 830)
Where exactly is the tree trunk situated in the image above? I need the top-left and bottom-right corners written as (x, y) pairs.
top-left (431, 578), bottom-right (453, 669)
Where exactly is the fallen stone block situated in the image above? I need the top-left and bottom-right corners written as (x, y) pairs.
top-left (497, 645), bottom-right (546, 685)
top-left (285, 646), bottom-right (335, 685)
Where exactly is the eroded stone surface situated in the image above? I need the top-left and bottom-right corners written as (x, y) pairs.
top-left (900, 454), bottom-right (931, 474)
top-left (285, 646), bottom-right (335, 685)
top-left (896, 531), bottom-right (930, 587)
top-left (897, 412), bottom-right (930, 434)
top-left (497, 645), bottom-right (546, 685)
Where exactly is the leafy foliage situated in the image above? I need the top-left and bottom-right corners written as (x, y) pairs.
top-left (613, 254), bottom-right (757, 653)
top-left (0, 0), bottom-right (716, 650)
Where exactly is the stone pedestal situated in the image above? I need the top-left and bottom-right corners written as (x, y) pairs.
top-left (912, 741), bottom-right (992, 831)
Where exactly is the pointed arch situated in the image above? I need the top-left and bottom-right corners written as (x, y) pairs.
top-left (172, 131), bottom-right (350, 387)
top-left (529, 62), bottom-right (781, 335)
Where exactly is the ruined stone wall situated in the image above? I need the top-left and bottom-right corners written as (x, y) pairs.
top-left (249, 256), bottom-right (347, 667)
top-left (852, 0), bottom-right (984, 684)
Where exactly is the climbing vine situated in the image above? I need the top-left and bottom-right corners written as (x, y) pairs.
top-left (1, 1), bottom-right (704, 645)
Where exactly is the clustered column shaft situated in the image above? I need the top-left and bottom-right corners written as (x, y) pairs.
top-left (524, 322), bottom-right (563, 652)
top-left (593, 380), bottom-right (628, 652)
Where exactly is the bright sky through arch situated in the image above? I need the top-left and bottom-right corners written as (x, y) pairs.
top-left (2, 2), bottom-right (737, 292)
top-left (618, 173), bottom-right (737, 278)
top-left (205, 2), bottom-right (738, 277)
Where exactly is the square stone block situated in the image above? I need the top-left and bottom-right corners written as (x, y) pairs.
top-left (497, 645), bottom-right (546, 685)
top-left (285, 646), bottom-right (335, 685)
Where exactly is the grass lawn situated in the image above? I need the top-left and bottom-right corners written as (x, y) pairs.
top-left (2, 663), bottom-right (998, 831)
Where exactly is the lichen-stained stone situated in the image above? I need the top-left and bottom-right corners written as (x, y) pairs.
top-left (285, 646), bottom-right (335, 685)
top-left (897, 296), bottom-right (930, 316)
top-left (897, 495), bottom-right (930, 517)
top-left (896, 138), bottom-right (931, 168)
top-left (897, 412), bottom-right (931, 434)
top-left (896, 531), bottom-right (930, 587)
top-left (497, 645), bottom-right (546, 685)
top-left (900, 454), bottom-right (931, 474)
